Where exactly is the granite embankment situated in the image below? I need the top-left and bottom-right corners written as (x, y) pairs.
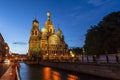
top-left (39, 61), bottom-right (120, 80)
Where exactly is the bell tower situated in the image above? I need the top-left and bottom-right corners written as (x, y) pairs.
top-left (31, 19), bottom-right (40, 36)
top-left (28, 19), bottom-right (41, 56)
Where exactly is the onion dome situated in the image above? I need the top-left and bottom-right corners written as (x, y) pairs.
top-left (32, 19), bottom-right (39, 23)
top-left (57, 29), bottom-right (62, 34)
top-left (41, 27), bottom-right (48, 33)
top-left (49, 35), bottom-right (60, 44)
top-left (47, 11), bottom-right (51, 21)
top-left (56, 28), bottom-right (62, 36)
top-left (47, 11), bottom-right (51, 17)
top-left (32, 18), bottom-right (39, 27)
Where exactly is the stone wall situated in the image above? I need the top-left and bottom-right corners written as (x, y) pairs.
top-left (39, 61), bottom-right (120, 80)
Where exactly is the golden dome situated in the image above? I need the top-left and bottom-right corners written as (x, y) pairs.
top-left (56, 28), bottom-right (62, 35)
top-left (32, 19), bottom-right (39, 27)
top-left (33, 19), bottom-right (39, 23)
top-left (49, 35), bottom-right (60, 44)
top-left (47, 11), bottom-right (51, 17)
top-left (41, 27), bottom-right (48, 33)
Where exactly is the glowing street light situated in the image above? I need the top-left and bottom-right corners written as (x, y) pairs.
top-left (70, 50), bottom-right (75, 57)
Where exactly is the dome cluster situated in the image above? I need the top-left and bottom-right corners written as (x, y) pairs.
top-left (28, 11), bottom-right (68, 60)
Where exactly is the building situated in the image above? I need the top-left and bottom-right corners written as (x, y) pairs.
top-left (0, 33), bottom-right (9, 58)
top-left (28, 11), bottom-right (68, 60)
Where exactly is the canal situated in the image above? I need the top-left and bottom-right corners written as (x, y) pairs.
top-left (20, 63), bottom-right (113, 80)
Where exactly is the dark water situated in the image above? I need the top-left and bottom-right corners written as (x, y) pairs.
top-left (20, 63), bottom-right (113, 80)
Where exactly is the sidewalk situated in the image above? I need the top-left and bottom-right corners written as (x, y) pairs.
top-left (0, 66), bottom-right (12, 80)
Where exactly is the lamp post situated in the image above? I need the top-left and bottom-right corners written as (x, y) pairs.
top-left (82, 48), bottom-right (85, 63)
top-left (105, 51), bottom-right (109, 63)
top-left (70, 50), bottom-right (75, 62)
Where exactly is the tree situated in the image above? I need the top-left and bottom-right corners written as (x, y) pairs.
top-left (71, 47), bottom-right (83, 55)
top-left (84, 11), bottom-right (120, 55)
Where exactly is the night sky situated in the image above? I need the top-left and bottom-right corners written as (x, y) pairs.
top-left (0, 0), bottom-right (120, 54)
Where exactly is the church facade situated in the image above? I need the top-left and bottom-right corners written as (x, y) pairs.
top-left (28, 11), bottom-right (68, 60)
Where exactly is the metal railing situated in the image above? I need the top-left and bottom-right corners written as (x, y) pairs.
top-left (16, 67), bottom-right (21, 80)
top-left (40, 54), bottom-right (120, 64)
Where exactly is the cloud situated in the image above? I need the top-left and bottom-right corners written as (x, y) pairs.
top-left (13, 42), bottom-right (27, 45)
top-left (87, 0), bottom-right (110, 6)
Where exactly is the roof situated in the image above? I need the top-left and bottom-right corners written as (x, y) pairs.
top-left (32, 19), bottom-right (39, 23)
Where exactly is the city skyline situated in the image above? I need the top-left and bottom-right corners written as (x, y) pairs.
top-left (0, 0), bottom-right (120, 54)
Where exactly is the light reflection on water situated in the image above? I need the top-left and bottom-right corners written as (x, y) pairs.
top-left (20, 63), bottom-right (78, 80)
top-left (20, 62), bottom-right (112, 80)
top-left (43, 67), bottom-right (51, 80)
top-left (43, 67), bottom-right (77, 80)
top-left (67, 74), bottom-right (78, 80)
top-left (52, 71), bottom-right (61, 80)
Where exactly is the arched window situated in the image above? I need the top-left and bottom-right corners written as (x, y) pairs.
top-left (49, 29), bottom-right (52, 33)
top-left (35, 31), bottom-right (37, 35)
top-left (32, 31), bottom-right (34, 35)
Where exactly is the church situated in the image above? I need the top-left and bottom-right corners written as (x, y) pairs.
top-left (28, 11), bottom-right (68, 60)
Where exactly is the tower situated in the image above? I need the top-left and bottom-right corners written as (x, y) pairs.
top-left (56, 27), bottom-right (62, 37)
top-left (45, 11), bottom-right (55, 35)
top-left (28, 19), bottom-right (41, 56)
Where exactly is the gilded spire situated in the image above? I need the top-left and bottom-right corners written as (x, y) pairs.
top-left (34, 11), bottom-right (37, 20)
top-left (33, 12), bottom-right (39, 23)
top-left (47, 11), bottom-right (51, 21)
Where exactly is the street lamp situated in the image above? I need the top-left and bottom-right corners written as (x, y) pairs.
top-left (82, 48), bottom-right (85, 63)
top-left (70, 51), bottom-right (75, 58)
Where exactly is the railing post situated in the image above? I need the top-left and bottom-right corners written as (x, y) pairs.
top-left (87, 55), bottom-right (89, 63)
top-left (16, 67), bottom-right (21, 80)
top-left (82, 55), bottom-right (84, 63)
top-left (106, 55), bottom-right (109, 63)
top-left (93, 55), bottom-right (96, 63)
top-left (116, 54), bottom-right (119, 63)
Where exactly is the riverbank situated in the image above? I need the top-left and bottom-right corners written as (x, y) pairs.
top-left (24, 61), bottom-right (38, 64)
top-left (20, 62), bottom-right (114, 80)
top-left (0, 62), bottom-right (21, 80)
top-left (38, 61), bottom-right (120, 80)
